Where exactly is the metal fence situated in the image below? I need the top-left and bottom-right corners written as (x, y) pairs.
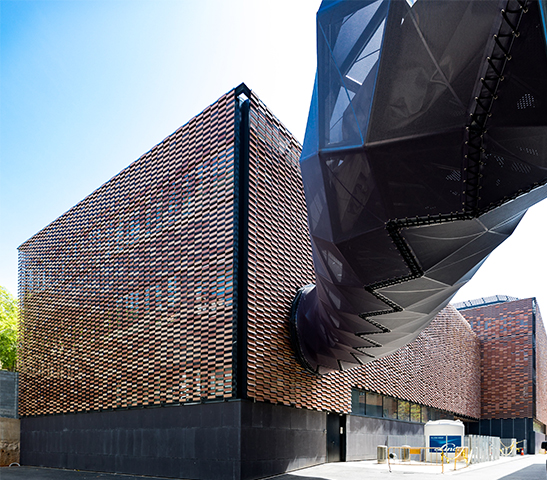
top-left (385, 445), bottom-right (470, 473)
top-left (0, 371), bottom-right (18, 419)
top-left (466, 435), bottom-right (500, 463)
top-left (374, 434), bottom-right (523, 465)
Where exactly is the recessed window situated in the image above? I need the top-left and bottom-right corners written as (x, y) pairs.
top-left (366, 392), bottom-right (383, 417)
top-left (411, 403), bottom-right (421, 423)
top-left (398, 400), bottom-right (410, 421)
top-left (351, 388), bottom-right (457, 424)
top-left (383, 396), bottom-right (398, 419)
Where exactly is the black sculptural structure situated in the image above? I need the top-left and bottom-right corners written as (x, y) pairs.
top-left (291, 0), bottom-right (547, 374)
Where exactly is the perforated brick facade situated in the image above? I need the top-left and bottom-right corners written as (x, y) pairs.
top-left (248, 270), bottom-right (481, 419)
top-left (19, 85), bottom-right (484, 423)
top-left (18, 90), bottom-right (239, 416)
top-left (536, 307), bottom-right (547, 426)
top-left (245, 92), bottom-right (316, 404)
top-left (244, 93), bottom-right (481, 420)
top-left (352, 306), bottom-right (481, 417)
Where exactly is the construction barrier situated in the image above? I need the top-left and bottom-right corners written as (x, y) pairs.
top-left (385, 445), bottom-right (469, 473)
top-left (500, 438), bottom-right (517, 457)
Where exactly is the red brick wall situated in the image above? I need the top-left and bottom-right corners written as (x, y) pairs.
top-left (535, 305), bottom-right (547, 425)
top-left (245, 92), bottom-right (316, 405)
top-left (354, 306), bottom-right (481, 417)
top-left (245, 93), bottom-right (481, 419)
top-left (18, 91), bottom-right (238, 416)
top-left (461, 298), bottom-right (536, 419)
top-left (19, 86), bottom-right (483, 421)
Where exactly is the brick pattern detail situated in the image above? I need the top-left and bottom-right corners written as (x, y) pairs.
top-left (18, 91), bottom-right (238, 416)
top-left (245, 93), bottom-right (316, 405)
top-left (351, 306), bottom-right (481, 418)
top-left (247, 225), bottom-right (481, 419)
top-left (19, 86), bottom-right (482, 421)
top-left (536, 307), bottom-right (547, 425)
top-left (244, 92), bottom-right (481, 419)
top-left (461, 298), bottom-right (544, 419)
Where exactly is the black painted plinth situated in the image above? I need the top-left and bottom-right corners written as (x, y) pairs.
top-left (473, 418), bottom-right (546, 454)
top-left (20, 400), bottom-right (326, 480)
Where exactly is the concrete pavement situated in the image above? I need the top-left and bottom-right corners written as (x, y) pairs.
top-left (1, 455), bottom-right (546, 480)
top-left (273, 454), bottom-right (547, 479)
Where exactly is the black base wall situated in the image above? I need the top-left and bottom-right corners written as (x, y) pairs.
top-left (21, 401), bottom-right (242, 480)
top-left (473, 418), bottom-right (546, 454)
top-left (21, 400), bottom-right (326, 480)
top-left (240, 401), bottom-right (326, 479)
top-left (22, 405), bottom-right (547, 477)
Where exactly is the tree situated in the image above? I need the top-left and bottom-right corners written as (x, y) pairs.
top-left (0, 286), bottom-right (18, 371)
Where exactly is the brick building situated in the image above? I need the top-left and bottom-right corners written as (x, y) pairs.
top-left (17, 85), bottom-right (545, 480)
top-left (458, 296), bottom-right (547, 453)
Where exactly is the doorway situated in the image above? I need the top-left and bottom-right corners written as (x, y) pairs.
top-left (326, 413), bottom-right (346, 462)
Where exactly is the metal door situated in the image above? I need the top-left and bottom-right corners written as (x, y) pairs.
top-left (327, 413), bottom-right (346, 462)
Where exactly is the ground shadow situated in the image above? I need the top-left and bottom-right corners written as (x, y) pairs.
top-left (0, 467), bottom-right (339, 480)
top-left (0, 466), bottom-right (176, 480)
top-left (498, 463), bottom-right (547, 479)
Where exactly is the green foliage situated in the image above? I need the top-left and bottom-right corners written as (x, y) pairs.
top-left (0, 286), bottom-right (18, 371)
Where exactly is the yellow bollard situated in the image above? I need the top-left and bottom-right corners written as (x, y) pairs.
top-left (441, 451), bottom-right (444, 474)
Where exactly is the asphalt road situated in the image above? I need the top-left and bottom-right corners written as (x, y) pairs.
top-left (1, 455), bottom-right (545, 480)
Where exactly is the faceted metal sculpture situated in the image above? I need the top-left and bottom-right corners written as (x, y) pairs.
top-left (291, 0), bottom-right (547, 374)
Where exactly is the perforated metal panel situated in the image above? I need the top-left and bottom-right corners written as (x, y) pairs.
top-left (293, 0), bottom-right (547, 374)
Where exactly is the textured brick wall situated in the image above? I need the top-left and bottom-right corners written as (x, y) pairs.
top-left (534, 305), bottom-right (547, 425)
top-left (353, 306), bottom-right (481, 417)
top-left (461, 298), bottom-right (536, 419)
top-left (245, 91), bottom-right (481, 419)
top-left (19, 86), bottom-right (483, 422)
top-left (245, 92), bottom-right (316, 405)
top-left (18, 91), bottom-right (238, 416)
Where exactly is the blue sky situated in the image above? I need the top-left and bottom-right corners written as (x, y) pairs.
top-left (2, 0), bottom-right (547, 313)
top-left (0, 0), bottom-right (319, 296)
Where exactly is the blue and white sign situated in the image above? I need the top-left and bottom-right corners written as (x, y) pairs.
top-left (429, 435), bottom-right (462, 453)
